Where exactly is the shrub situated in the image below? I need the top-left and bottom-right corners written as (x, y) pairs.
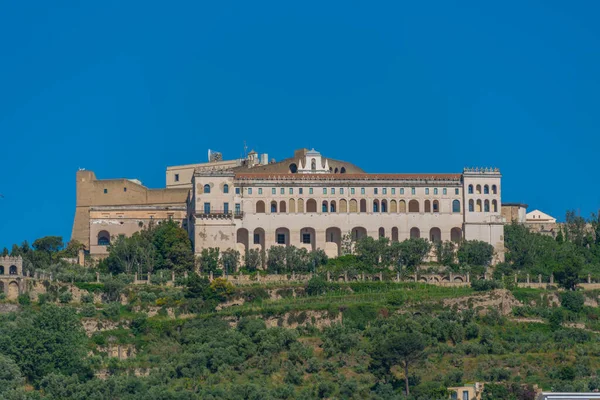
top-left (37, 293), bottom-right (50, 305)
top-left (561, 291), bottom-right (585, 313)
top-left (103, 302), bottom-right (121, 320)
top-left (59, 292), bottom-right (73, 304)
top-left (17, 294), bottom-right (31, 306)
top-left (471, 279), bottom-right (502, 291)
top-left (385, 290), bottom-right (406, 306)
top-left (305, 276), bottom-right (329, 296)
top-left (80, 304), bottom-right (96, 318)
top-left (81, 293), bottom-right (94, 304)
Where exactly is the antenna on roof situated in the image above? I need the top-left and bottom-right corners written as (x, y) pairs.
top-left (243, 141), bottom-right (248, 158)
top-left (208, 149), bottom-right (211, 162)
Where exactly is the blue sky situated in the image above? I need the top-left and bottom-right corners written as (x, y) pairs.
top-left (1, 1), bottom-right (599, 249)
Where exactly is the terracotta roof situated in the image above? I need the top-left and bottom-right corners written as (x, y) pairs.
top-left (235, 173), bottom-right (462, 181)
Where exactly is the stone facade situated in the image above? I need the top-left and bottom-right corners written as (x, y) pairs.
top-left (75, 148), bottom-right (506, 262)
top-left (0, 256), bottom-right (25, 300)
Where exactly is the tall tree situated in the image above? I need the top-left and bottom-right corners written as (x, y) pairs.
top-left (370, 332), bottom-right (426, 396)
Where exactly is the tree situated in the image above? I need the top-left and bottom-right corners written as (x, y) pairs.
top-left (221, 249), bottom-right (240, 274)
top-left (185, 272), bottom-right (211, 299)
top-left (152, 220), bottom-right (195, 271)
top-left (267, 246), bottom-right (286, 273)
top-left (435, 241), bottom-right (455, 266)
top-left (245, 249), bottom-right (262, 272)
top-left (553, 243), bottom-right (584, 290)
top-left (199, 248), bottom-right (220, 274)
top-left (370, 332), bottom-right (426, 396)
top-left (457, 240), bottom-right (494, 266)
top-left (0, 354), bottom-right (24, 394)
top-left (0, 305), bottom-right (89, 384)
top-left (398, 238), bottom-right (431, 270)
top-left (340, 231), bottom-right (354, 255)
top-left (1, 247), bottom-right (8, 256)
top-left (561, 291), bottom-right (584, 313)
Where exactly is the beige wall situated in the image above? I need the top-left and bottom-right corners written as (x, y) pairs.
top-left (89, 207), bottom-right (187, 256)
top-left (166, 160), bottom-right (241, 188)
top-left (71, 170), bottom-right (189, 249)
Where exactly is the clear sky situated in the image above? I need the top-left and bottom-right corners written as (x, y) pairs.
top-left (1, 1), bottom-right (599, 249)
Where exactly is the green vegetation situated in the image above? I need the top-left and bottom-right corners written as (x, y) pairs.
top-left (2, 210), bottom-right (600, 398)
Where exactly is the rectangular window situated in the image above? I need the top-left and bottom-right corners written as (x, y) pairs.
top-left (235, 187), bottom-right (240, 195)
top-left (351, 188), bottom-right (355, 195)
top-left (223, 203), bottom-right (229, 214)
top-left (289, 188), bottom-right (293, 194)
top-left (280, 188), bottom-right (284, 194)
top-left (443, 188), bottom-right (447, 195)
top-left (309, 188), bottom-right (313, 194)
top-left (302, 233), bottom-right (311, 244)
top-left (400, 188), bottom-right (404, 195)
top-left (425, 188), bottom-right (429, 195)
top-left (383, 188), bottom-right (387, 195)
top-left (323, 188), bottom-right (327, 194)
top-left (103, 188), bottom-right (108, 194)
top-left (235, 203), bottom-right (241, 214)
top-left (203, 202), bottom-right (210, 214)
top-left (258, 188), bottom-right (262, 195)
top-left (392, 188), bottom-right (395, 195)
top-left (299, 188), bottom-right (303, 194)
top-left (340, 188), bottom-right (344, 194)
top-left (455, 188), bottom-right (459, 195)
top-left (374, 188), bottom-right (378, 195)
top-left (123, 187), bottom-right (127, 192)
top-left (411, 187), bottom-right (416, 195)
top-left (276, 234), bottom-right (286, 244)
top-left (174, 174), bottom-right (179, 182)
top-left (272, 188), bottom-right (276, 195)
top-left (248, 188), bottom-right (252, 195)
top-left (253, 233), bottom-right (260, 244)
top-left (462, 391), bottom-right (469, 400)
top-left (361, 188), bottom-right (365, 194)
top-left (331, 188), bottom-right (335, 194)
top-left (434, 188), bottom-right (438, 195)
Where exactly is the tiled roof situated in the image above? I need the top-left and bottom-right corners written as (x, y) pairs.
top-left (235, 173), bottom-right (462, 181)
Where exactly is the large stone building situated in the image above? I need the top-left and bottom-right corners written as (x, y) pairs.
top-left (73, 148), bottom-right (505, 262)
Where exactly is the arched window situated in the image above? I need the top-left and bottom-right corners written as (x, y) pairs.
top-left (349, 199), bottom-right (358, 213)
top-left (98, 230), bottom-right (110, 246)
top-left (408, 200), bottom-right (419, 213)
top-left (492, 199), bottom-right (498, 212)
top-left (289, 199), bottom-right (296, 213)
top-left (373, 200), bottom-right (379, 213)
top-left (468, 185), bottom-right (473, 194)
top-left (399, 200), bottom-right (406, 213)
top-left (424, 200), bottom-right (431, 213)
top-left (322, 201), bottom-right (328, 213)
top-left (360, 199), bottom-right (367, 213)
top-left (476, 185), bottom-right (481, 194)
top-left (381, 200), bottom-right (388, 213)
top-left (410, 227), bottom-right (420, 239)
top-left (492, 185), bottom-right (497, 194)
top-left (0, 266), bottom-right (4, 275)
top-left (468, 199), bottom-right (474, 212)
top-left (271, 201), bottom-right (278, 213)
top-left (280, 200), bottom-right (287, 213)
top-left (429, 227), bottom-right (441, 243)
top-left (311, 158), bottom-right (316, 171)
top-left (306, 199), bottom-right (317, 213)
top-left (9, 265), bottom-right (17, 275)
top-left (433, 200), bottom-right (439, 213)
top-left (223, 184), bottom-right (229, 194)
top-left (379, 227), bottom-right (385, 238)
top-left (476, 199), bottom-right (482, 212)
top-left (289, 163), bottom-right (298, 173)
top-left (451, 227), bottom-right (462, 243)
top-left (340, 199), bottom-right (348, 212)
top-left (330, 201), bottom-right (336, 213)
top-left (484, 200), bottom-right (490, 212)
top-left (203, 184), bottom-right (211, 194)
top-left (340, 167), bottom-right (346, 173)
top-left (297, 198), bottom-right (305, 213)
top-left (256, 200), bottom-right (266, 213)
top-left (452, 200), bottom-right (461, 213)
top-left (484, 185), bottom-right (489, 194)
top-left (334, 167), bottom-right (339, 173)
top-left (390, 200), bottom-right (397, 213)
